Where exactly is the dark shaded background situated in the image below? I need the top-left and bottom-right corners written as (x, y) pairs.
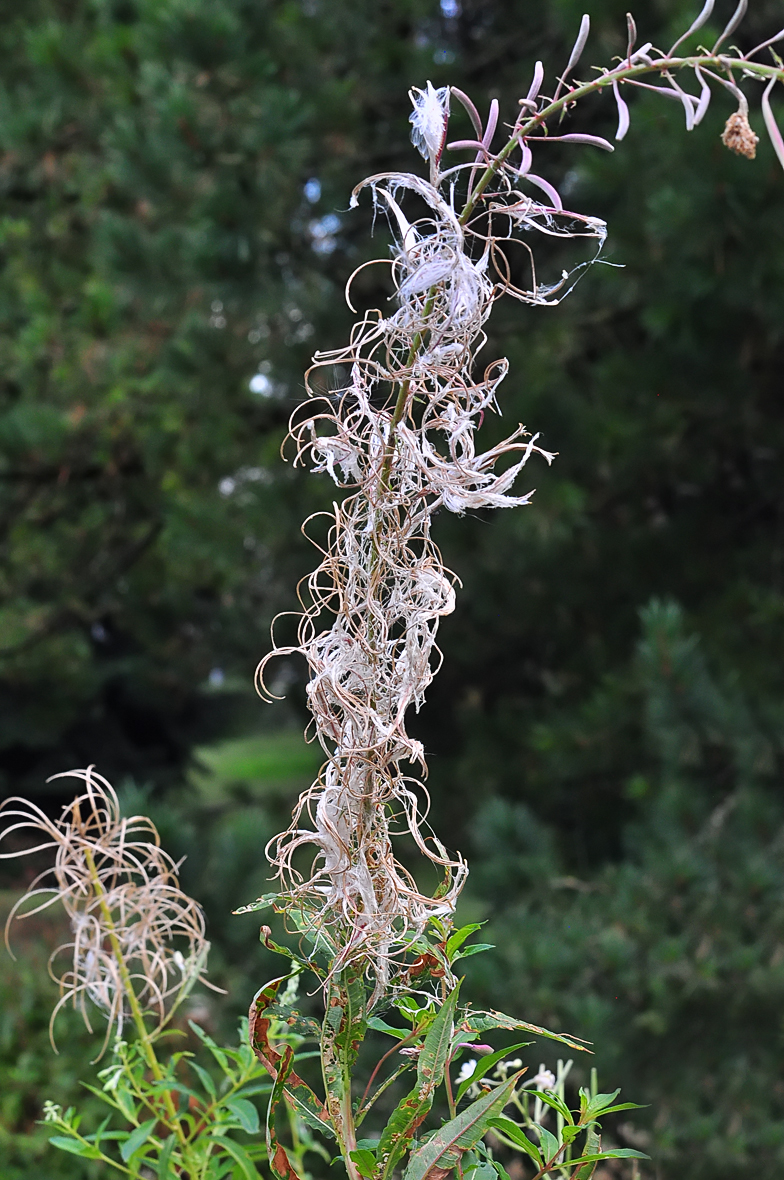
top-left (1, 1), bottom-right (784, 1177)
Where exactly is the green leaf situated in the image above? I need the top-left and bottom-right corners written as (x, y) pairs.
top-left (460, 1008), bottom-right (590, 1053)
top-left (188, 1020), bottom-right (231, 1072)
top-left (48, 1136), bottom-right (102, 1159)
top-left (235, 1082), bottom-right (274, 1098)
top-left (403, 1069), bottom-right (524, 1180)
top-left (220, 1138), bottom-right (262, 1180)
top-left (453, 944), bottom-right (495, 961)
top-left (536, 1124), bottom-right (560, 1167)
top-left (582, 1090), bottom-right (620, 1120)
top-left (375, 985), bottom-right (461, 1180)
top-left (156, 1135), bottom-right (176, 1179)
top-left (570, 1149), bottom-right (650, 1165)
top-left (367, 1017), bottom-right (409, 1039)
top-left (488, 1117), bottom-right (543, 1167)
top-left (266, 1044), bottom-right (305, 1180)
top-left (120, 1118), bottom-right (157, 1163)
top-left (490, 1160), bottom-right (512, 1180)
top-left (147, 1080), bottom-right (203, 1103)
top-left (573, 1126), bottom-right (601, 1180)
top-left (531, 1088), bottom-right (574, 1124)
top-left (225, 1098), bottom-right (261, 1135)
top-left (418, 982), bottom-right (460, 1091)
top-left (455, 1040), bottom-right (531, 1105)
top-left (189, 1060), bottom-right (218, 1100)
top-left (446, 923), bottom-right (483, 958)
top-left (349, 1148), bottom-right (377, 1178)
top-left (588, 1101), bottom-right (647, 1118)
top-left (233, 892), bottom-right (278, 915)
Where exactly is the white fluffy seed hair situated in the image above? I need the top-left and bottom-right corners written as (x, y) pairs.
top-left (255, 99), bottom-right (607, 1000)
top-left (0, 768), bottom-right (219, 1057)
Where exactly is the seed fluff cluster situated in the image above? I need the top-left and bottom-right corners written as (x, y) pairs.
top-left (0, 768), bottom-right (216, 1054)
top-left (254, 90), bottom-right (608, 1002)
top-left (250, 2), bottom-right (784, 1000)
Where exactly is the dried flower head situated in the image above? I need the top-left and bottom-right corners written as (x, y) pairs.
top-left (253, 9), bottom-right (784, 1005)
top-left (722, 109), bottom-right (760, 159)
top-left (254, 163), bottom-right (595, 997)
top-left (0, 768), bottom-right (218, 1055)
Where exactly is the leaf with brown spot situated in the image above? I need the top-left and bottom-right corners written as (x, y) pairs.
top-left (249, 977), bottom-right (335, 1140)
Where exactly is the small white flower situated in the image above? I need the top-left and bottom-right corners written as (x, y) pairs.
top-left (456, 1058), bottom-right (477, 1083)
top-left (408, 82), bottom-right (450, 166)
top-left (42, 1101), bottom-right (62, 1123)
top-left (532, 1067), bottom-right (556, 1091)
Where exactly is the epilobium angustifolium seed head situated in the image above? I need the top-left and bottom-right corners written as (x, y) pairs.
top-left (0, 768), bottom-right (217, 1054)
top-left (251, 6), bottom-right (784, 1004)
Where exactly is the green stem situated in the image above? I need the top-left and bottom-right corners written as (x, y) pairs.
top-left (82, 844), bottom-right (190, 1154)
top-left (459, 53), bottom-right (784, 225)
top-left (50, 1119), bottom-right (134, 1176)
top-left (378, 288), bottom-right (438, 492)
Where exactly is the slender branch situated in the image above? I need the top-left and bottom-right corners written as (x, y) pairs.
top-left (460, 54), bottom-right (784, 225)
top-left (82, 844), bottom-right (189, 1153)
top-left (359, 1027), bottom-right (419, 1112)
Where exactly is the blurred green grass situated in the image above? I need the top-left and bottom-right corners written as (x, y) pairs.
top-left (189, 729), bottom-right (321, 802)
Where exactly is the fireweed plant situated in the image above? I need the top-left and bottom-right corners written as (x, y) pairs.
top-left (2, 5), bottom-right (783, 1179)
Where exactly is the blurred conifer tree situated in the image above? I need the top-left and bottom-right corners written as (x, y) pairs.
top-left (1, 4), bottom-right (783, 1171)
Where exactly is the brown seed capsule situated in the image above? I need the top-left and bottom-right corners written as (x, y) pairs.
top-left (722, 111), bottom-right (759, 160)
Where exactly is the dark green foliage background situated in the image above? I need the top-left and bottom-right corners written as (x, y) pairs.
top-left (1, 0), bottom-right (783, 1177)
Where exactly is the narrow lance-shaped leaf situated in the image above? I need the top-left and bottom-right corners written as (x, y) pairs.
top-left (157, 1135), bottom-right (176, 1180)
top-left (119, 1118), bottom-right (157, 1163)
top-left (375, 985), bottom-right (461, 1179)
top-left (487, 1116), bottom-right (543, 1168)
top-left (418, 983), bottom-right (460, 1092)
top-left (266, 1045), bottom-right (306, 1180)
top-left (535, 1123), bottom-right (560, 1167)
top-left (48, 1136), bottom-right (102, 1160)
top-left (221, 1138), bottom-right (263, 1180)
top-left (455, 1041), bottom-right (531, 1105)
top-left (460, 1008), bottom-right (590, 1053)
top-left (403, 1069), bottom-right (524, 1180)
top-left (570, 1148), bottom-right (650, 1167)
top-left (225, 1097), bottom-right (261, 1135)
top-left (248, 977), bottom-right (334, 1139)
top-left (445, 923), bottom-right (483, 959)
